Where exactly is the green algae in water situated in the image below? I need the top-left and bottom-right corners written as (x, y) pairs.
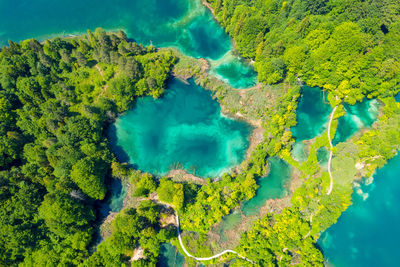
top-left (241, 158), bottom-right (291, 216)
top-left (292, 141), bottom-right (308, 162)
top-left (0, 0), bottom-right (257, 88)
top-left (316, 147), bottom-right (329, 170)
top-left (109, 78), bottom-right (251, 178)
top-left (319, 154), bottom-right (400, 267)
top-left (333, 99), bottom-right (379, 145)
top-left (159, 243), bottom-right (185, 267)
top-left (214, 210), bottom-right (243, 242)
top-left (292, 86), bottom-right (331, 141)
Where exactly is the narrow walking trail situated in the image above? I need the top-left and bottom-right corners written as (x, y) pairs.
top-left (174, 213), bottom-right (254, 264)
top-left (326, 105), bottom-right (338, 195)
top-left (303, 214), bottom-right (313, 239)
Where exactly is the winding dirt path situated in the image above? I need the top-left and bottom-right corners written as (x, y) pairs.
top-left (326, 105), bottom-right (338, 195)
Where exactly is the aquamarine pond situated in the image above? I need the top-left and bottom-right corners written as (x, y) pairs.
top-left (292, 86), bottom-right (331, 141)
top-left (213, 157), bottom-right (291, 242)
top-left (333, 99), bottom-right (379, 145)
top-left (241, 157), bottom-right (291, 216)
top-left (292, 86), bottom-right (379, 144)
top-left (109, 78), bottom-right (251, 178)
top-left (2, 0), bottom-right (400, 265)
top-left (97, 178), bottom-right (127, 218)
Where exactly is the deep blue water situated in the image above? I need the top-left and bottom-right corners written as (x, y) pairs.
top-left (319, 154), bottom-right (400, 266)
top-left (109, 78), bottom-right (251, 178)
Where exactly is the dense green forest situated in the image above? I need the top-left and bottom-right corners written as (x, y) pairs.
top-left (207, 0), bottom-right (400, 101)
top-left (199, 0), bottom-right (400, 265)
top-left (0, 29), bottom-right (175, 265)
top-left (2, 0), bottom-right (400, 266)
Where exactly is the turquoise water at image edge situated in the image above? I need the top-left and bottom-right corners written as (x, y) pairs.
top-left (109, 78), bottom-right (251, 178)
top-left (2, 0), bottom-right (399, 264)
top-left (0, 0), bottom-right (257, 88)
top-left (319, 154), bottom-right (400, 267)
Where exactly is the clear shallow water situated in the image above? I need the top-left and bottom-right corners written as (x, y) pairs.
top-left (316, 147), bottom-right (329, 169)
top-left (98, 179), bottom-right (127, 218)
top-left (333, 99), bottom-right (379, 145)
top-left (292, 86), bottom-right (331, 141)
top-left (213, 158), bottom-right (291, 241)
top-left (159, 243), bottom-right (185, 267)
top-left (292, 87), bottom-right (378, 144)
top-left (241, 157), bottom-right (291, 216)
top-left (209, 51), bottom-right (257, 88)
top-left (0, 0), bottom-right (257, 88)
top-left (215, 210), bottom-right (243, 242)
top-left (109, 78), bottom-right (251, 178)
top-left (292, 141), bottom-right (308, 162)
top-left (94, 179), bottom-right (127, 246)
top-left (319, 154), bottom-right (400, 267)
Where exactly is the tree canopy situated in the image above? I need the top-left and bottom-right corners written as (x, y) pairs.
top-left (0, 29), bottom-right (175, 265)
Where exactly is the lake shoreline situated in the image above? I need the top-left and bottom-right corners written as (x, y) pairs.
top-left (170, 50), bottom-right (267, 179)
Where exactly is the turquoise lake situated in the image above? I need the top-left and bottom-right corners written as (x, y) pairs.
top-left (292, 86), bottom-right (331, 141)
top-left (2, 0), bottom-right (400, 264)
top-left (109, 78), bottom-right (251, 178)
top-left (319, 154), bottom-right (400, 267)
top-left (292, 86), bottom-right (379, 143)
top-left (241, 158), bottom-right (291, 216)
top-left (0, 0), bottom-right (256, 88)
top-left (333, 99), bottom-right (379, 145)
top-left (213, 157), bottom-right (291, 242)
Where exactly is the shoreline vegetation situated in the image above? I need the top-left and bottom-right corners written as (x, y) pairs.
top-left (200, 0), bottom-right (400, 265)
top-left (0, 29), bottom-right (304, 265)
top-left (2, 0), bottom-right (400, 265)
top-left (0, 29), bottom-right (180, 266)
top-left (168, 47), bottom-right (266, 184)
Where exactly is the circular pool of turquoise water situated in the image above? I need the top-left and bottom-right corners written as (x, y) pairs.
top-left (109, 78), bottom-right (251, 178)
